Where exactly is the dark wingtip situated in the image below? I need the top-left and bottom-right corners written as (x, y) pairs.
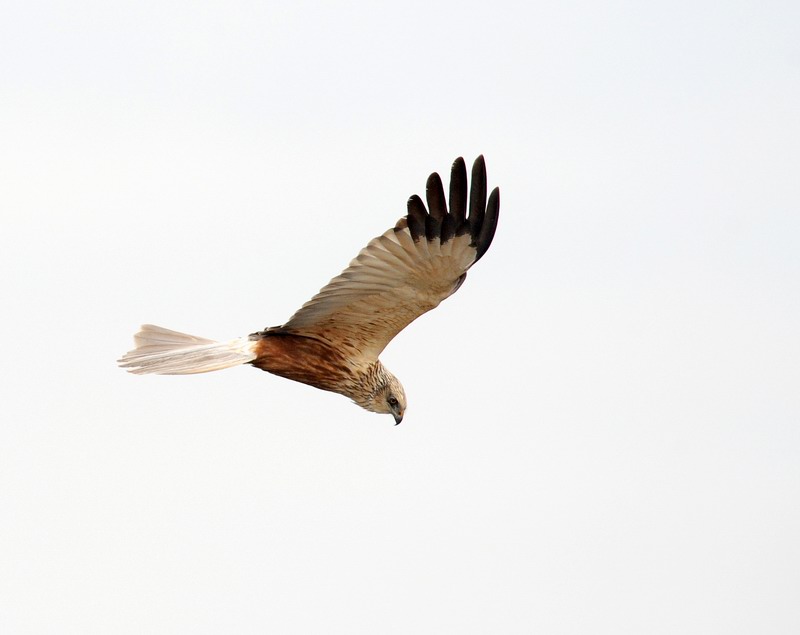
top-left (468, 155), bottom-right (487, 236)
top-left (475, 186), bottom-right (499, 261)
top-left (425, 172), bottom-right (447, 221)
top-left (406, 195), bottom-right (427, 240)
top-left (401, 155), bottom-right (498, 260)
top-left (449, 157), bottom-right (468, 224)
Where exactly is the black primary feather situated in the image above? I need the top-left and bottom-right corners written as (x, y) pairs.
top-left (425, 173), bottom-right (447, 222)
top-left (406, 195), bottom-right (428, 240)
top-left (399, 156), bottom-right (499, 261)
top-left (449, 157), bottom-right (468, 225)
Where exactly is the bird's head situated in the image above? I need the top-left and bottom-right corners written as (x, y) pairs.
top-left (358, 365), bottom-right (407, 425)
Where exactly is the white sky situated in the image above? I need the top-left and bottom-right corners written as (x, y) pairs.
top-left (2, 1), bottom-right (799, 633)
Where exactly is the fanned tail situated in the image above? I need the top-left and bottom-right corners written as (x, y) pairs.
top-left (118, 324), bottom-right (257, 375)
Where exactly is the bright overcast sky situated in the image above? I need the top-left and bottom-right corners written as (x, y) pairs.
top-left (2, 1), bottom-right (799, 633)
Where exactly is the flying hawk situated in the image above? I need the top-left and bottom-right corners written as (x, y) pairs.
top-left (118, 156), bottom-right (500, 424)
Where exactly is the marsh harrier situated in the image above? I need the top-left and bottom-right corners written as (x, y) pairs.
top-left (118, 156), bottom-right (500, 424)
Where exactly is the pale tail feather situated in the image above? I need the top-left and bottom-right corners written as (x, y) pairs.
top-left (118, 324), bottom-right (257, 375)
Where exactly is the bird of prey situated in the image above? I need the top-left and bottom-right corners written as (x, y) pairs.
top-left (118, 156), bottom-right (500, 424)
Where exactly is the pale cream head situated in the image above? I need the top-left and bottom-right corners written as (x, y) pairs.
top-left (355, 365), bottom-right (407, 425)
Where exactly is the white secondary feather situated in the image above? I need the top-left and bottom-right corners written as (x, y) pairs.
top-left (118, 324), bottom-right (257, 375)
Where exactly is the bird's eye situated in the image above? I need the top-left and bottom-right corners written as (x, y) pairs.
top-left (388, 397), bottom-right (398, 406)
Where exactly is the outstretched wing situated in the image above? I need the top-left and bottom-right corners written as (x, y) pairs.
top-left (277, 156), bottom-right (500, 360)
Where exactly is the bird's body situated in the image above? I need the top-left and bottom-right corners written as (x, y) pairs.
top-left (119, 156), bottom-right (500, 424)
top-left (248, 329), bottom-right (384, 406)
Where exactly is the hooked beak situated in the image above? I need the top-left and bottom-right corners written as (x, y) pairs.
top-left (393, 411), bottom-right (403, 426)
